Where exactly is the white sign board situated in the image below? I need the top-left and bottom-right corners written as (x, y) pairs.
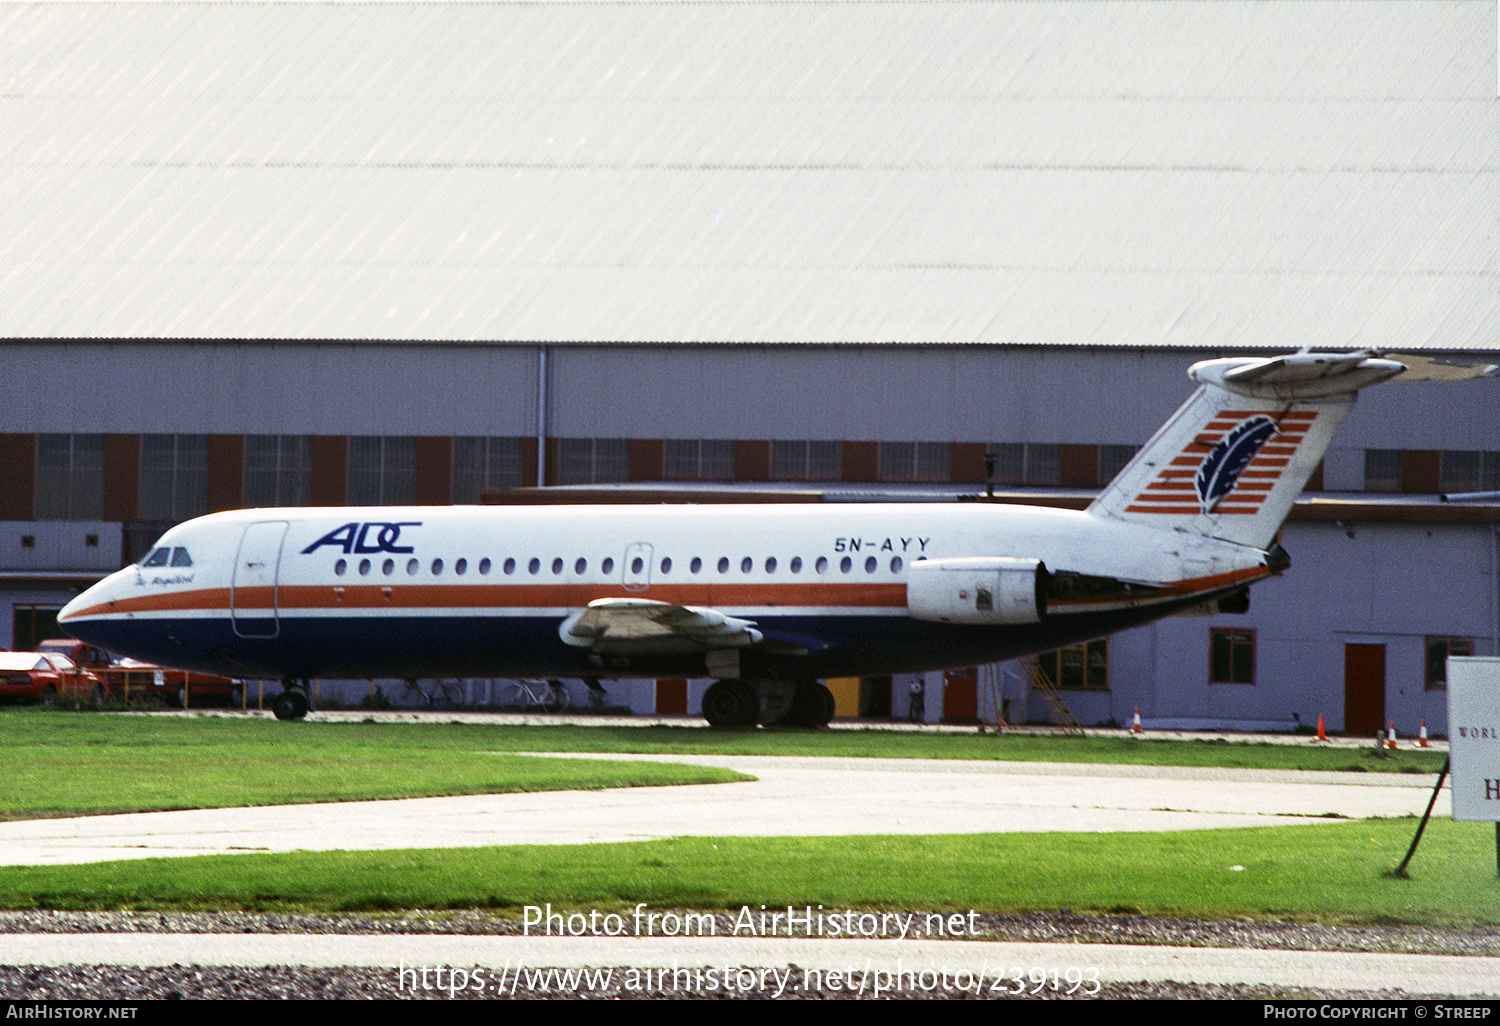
top-left (1446, 656), bottom-right (1500, 821)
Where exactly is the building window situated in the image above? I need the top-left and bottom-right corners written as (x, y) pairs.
top-left (1099, 445), bottom-right (1139, 483)
top-left (1439, 452), bottom-right (1500, 494)
top-left (989, 443), bottom-right (1061, 486)
top-left (1036, 639), bottom-right (1109, 690)
top-left (664, 440), bottom-right (735, 481)
top-left (771, 440), bottom-right (841, 481)
top-left (1364, 450), bottom-right (1401, 493)
top-left (1425, 637), bottom-right (1474, 690)
top-left (35, 434), bottom-right (104, 520)
top-left (245, 435), bottom-right (311, 507)
top-left (453, 437), bottom-right (523, 502)
top-left (139, 435), bottom-right (208, 522)
top-left (557, 439), bottom-right (628, 485)
top-left (349, 436), bottom-right (416, 505)
top-left (1210, 628), bottom-right (1255, 684)
top-left (879, 442), bottom-right (950, 483)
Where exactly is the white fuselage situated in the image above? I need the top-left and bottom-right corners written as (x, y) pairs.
top-left (59, 502), bottom-right (1270, 683)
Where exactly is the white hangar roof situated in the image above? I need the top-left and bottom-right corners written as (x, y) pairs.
top-left (0, 0), bottom-right (1494, 348)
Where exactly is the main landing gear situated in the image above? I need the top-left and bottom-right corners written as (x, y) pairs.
top-left (701, 678), bottom-right (834, 730)
top-left (273, 679), bottom-right (312, 721)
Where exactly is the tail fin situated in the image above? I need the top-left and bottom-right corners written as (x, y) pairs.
top-left (1088, 352), bottom-right (1408, 549)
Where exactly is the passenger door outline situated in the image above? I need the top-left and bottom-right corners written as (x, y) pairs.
top-left (232, 521), bottom-right (288, 638)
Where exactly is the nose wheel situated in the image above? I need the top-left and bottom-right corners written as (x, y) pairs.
top-left (273, 679), bottom-right (311, 721)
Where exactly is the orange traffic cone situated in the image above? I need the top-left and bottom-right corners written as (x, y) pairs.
top-left (1386, 721), bottom-right (1399, 750)
top-left (1314, 714), bottom-right (1328, 743)
top-left (1131, 707), bottom-right (1144, 734)
top-left (1418, 720), bottom-right (1430, 748)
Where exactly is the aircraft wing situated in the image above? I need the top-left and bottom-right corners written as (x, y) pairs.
top-left (559, 598), bottom-right (764, 654)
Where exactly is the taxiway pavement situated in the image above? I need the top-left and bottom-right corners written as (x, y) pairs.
top-left (0, 753), bottom-right (1445, 866)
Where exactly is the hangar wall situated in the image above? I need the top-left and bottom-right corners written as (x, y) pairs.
top-left (2, 340), bottom-right (1497, 736)
top-left (6, 339), bottom-right (1500, 450)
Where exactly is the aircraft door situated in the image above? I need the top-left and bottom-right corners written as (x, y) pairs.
top-left (232, 520), bottom-right (288, 638)
top-left (623, 542), bottom-right (653, 592)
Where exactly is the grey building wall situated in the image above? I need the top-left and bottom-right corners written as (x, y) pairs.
top-left (1002, 518), bottom-right (1498, 736)
top-left (6, 340), bottom-right (1498, 451)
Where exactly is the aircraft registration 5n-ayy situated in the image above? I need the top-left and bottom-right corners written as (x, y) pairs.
top-left (59, 351), bottom-right (1492, 727)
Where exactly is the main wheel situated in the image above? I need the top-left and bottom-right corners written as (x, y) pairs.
top-left (273, 690), bottom-right (309, 721)
top-left (702, 680), bottom-right (757, 728)
top-left (813, 682), bottom-right (836, 727)
top-left (784, 680), bottom-right (835, 728)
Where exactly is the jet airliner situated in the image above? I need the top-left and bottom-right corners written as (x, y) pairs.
top-left (58, 351), bottom-right (1491, 726)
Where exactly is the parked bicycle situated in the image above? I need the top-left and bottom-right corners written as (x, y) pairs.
top-left (400, 678), bottom-right (464, 710)
top-left (501, 678), bottom-right (571, 713)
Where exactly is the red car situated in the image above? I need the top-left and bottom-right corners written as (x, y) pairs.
top-left (35, 639), bottom-right (242, 708)
top-left (0, 651), bottom-right (107, 705)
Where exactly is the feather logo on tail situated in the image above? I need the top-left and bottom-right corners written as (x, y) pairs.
top-left (1195, 416), bottom-right (1278, 514)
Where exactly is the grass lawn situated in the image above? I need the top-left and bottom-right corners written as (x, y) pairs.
top-left (0, 710), bottom-right (748, 819)
top-left (0, 709), bottom-right (1478, 926)
top-left (470, 721), bottom-right (1447, 774)
top-left (0, 711), bottom-right (1442, 821)
top-left (0, 819), bottom-right (1493, 928)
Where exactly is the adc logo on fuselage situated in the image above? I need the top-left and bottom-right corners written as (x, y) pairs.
top-left (300, 521), bottom-right (422, 555)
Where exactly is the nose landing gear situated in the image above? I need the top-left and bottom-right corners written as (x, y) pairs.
top-left (272, 679), bottom-right (312, 721)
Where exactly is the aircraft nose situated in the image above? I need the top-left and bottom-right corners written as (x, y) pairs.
top-left (58, 571), bottom-right (124, 637)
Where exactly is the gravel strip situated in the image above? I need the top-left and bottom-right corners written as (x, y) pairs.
top-left (1, 910), bottom-right (1495, 999)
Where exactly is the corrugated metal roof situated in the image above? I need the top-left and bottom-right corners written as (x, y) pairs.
top-left (0, 0), bottom-right (1493, 347)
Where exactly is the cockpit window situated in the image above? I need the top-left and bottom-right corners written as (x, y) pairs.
top-left (142, 548), bottom-right (170, 567)
top-left (170, 547), bottom-right (193, 567)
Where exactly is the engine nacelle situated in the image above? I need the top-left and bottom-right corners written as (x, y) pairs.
top-left (906, 557), bottom-right (1048, 625)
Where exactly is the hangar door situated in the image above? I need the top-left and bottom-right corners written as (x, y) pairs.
top-left (232, 521), bottom-right (288, 639)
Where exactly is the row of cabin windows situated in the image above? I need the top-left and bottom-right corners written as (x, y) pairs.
top-left (331, 553), bottom-right (910, 579)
